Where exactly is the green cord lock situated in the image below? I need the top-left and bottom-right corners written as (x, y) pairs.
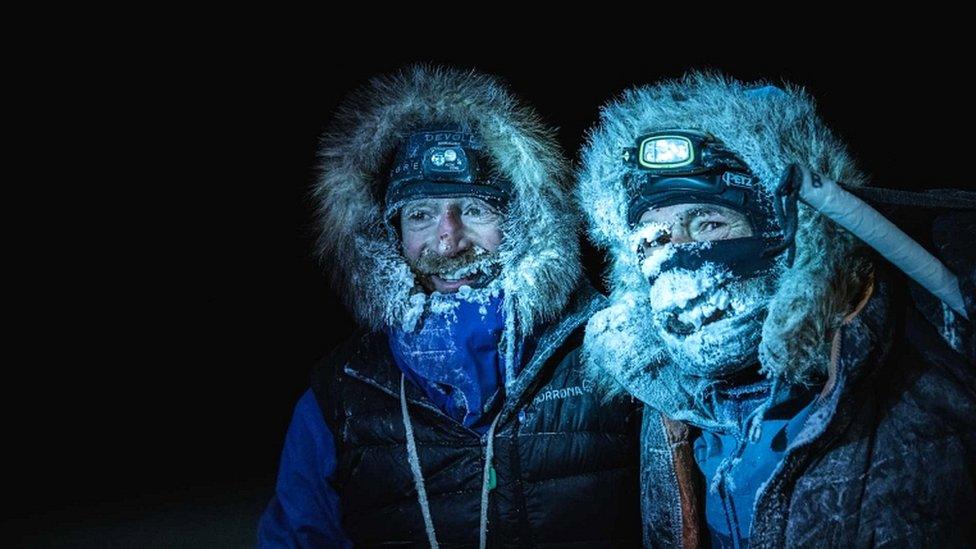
top-left (487, 465), bottom-right (497, 491)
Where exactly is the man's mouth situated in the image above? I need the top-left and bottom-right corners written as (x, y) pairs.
top-left (426, 259), bottom-right (499, 293)
top-left (664, 308), bottom-right (727, 335)
top-left (438, 261), bottom-right (485, 281)
top-left (660, 288), bottom-right (733, 336)
top-left (430, 274), bottom-right (478, 292)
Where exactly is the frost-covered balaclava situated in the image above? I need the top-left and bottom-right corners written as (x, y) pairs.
top-left (628, 130), bottom-right (785, 379)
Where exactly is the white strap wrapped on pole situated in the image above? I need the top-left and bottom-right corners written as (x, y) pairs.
top-left (793, 165), bottom-right (968, 320)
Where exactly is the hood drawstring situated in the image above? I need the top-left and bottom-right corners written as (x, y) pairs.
top-left (503, 295), bottom-right (518, 387)
top-left (401, 373), bottom-right (501, 549)
top-left (401, 374), bottom-right (439, 548)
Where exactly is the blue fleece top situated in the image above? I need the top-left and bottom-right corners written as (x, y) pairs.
top-left (693, 384), bottom-right (817, 549)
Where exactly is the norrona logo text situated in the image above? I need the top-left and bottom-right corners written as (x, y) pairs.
top-left (532, 380), bottom-right (593, 406)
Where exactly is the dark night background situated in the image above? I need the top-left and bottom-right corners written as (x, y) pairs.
top-left (11, 28), bottom-right (974, 547)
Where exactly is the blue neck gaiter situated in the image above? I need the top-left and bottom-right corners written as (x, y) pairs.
top-left (388, 292), bottom-right (507, 434)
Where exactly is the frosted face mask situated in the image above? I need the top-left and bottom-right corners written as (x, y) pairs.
top-left (633, 207), bottom-right (779, 377)
top-left (645, 250), bottom-right (775, 377)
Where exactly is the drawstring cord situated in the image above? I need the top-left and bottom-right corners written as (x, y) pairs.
top-left (401, 373), bottom-right (501, 548)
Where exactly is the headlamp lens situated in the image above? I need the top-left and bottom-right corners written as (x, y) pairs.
top-left (639, 136), bottom-right (694, 168)
top-left (424, 146), bottom-right (469, 175)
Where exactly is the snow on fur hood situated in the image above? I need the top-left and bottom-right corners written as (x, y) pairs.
top-left (313, 66), bottom-right (581, 335)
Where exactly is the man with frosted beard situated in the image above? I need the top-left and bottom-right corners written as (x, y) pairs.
top-left (577, 73), bottom-right (975, 547)
top-left (258, 66), bottom-right (641, 548)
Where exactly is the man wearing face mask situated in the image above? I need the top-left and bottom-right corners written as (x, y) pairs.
top-left (578, 73), bottom-right (975, 547)
top-left (258, 66), bottom-right (641, 548)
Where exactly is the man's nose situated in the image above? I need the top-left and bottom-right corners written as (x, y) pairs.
top-left (669, 227), bottom-right (694, 244)
top-left (437, 209), bottom-right (469, 255)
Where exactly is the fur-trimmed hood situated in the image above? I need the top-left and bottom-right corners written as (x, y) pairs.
top-left (577, 71), bottom-right (871, 398)
top-left (313, 66), bottom-right (581, 335)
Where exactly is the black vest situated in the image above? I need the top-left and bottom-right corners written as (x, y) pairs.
top-left (311, 287), bottom-right (641, 547)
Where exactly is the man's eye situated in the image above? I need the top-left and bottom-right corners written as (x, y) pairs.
top-left (406, 211), bottom-right (430, 222)
top-left (688, 216), bottom-right (731, 239)
top-left (464, 205), bottom-right (499, 220)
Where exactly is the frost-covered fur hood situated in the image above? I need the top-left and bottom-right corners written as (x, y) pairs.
top-left (578, 72), bottom-right (871, 397)
top-left (314, 66), bottom-right (580, 334)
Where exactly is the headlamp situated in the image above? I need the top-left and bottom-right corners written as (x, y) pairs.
top-left (422, 145), bottom-right (474, 181)
top-left (638, 135), bottom-right (694, 168)
top-left (624, 130), bottom-right (763, 227)
top-left (384, 124), bottom-right (512, 223)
